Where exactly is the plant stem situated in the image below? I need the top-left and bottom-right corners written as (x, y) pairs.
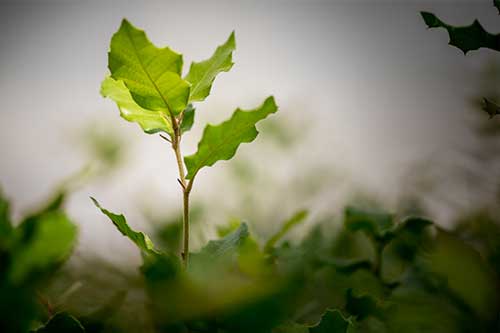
top-left (171, 125), bottom-right (194, 268)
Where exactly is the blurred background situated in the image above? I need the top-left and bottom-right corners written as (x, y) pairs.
top-left (0, 0), bottom-right (499, 279)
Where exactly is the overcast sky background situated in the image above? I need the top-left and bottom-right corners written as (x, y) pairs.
top-left (0, 0), bottom-right (499, 260)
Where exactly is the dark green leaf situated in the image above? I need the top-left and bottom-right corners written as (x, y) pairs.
top-left (0, 187), bottom-right (12, 244)
top-left (36, 312), bottom-right (85, 333)
top-left (495, 0), bottom-right (500, 14)
top-left (108, 19), bottom-right (189, 115)
top-left (180, 104), bottom-right (195, 134)
top-left (91, 197), bottom-right (159, 255)
top-left (185, 32), bottom-right (236, 102)
top-left (265, 210), bottom-right (308, 252)
top-left (421, 11), bottom-right (500, 54)
top-left (184, 96), bottom-right (278, 179)
top-left (309, 309), bottom-right (355, 333)
top-left (482, 98), bottom-right (500, 118)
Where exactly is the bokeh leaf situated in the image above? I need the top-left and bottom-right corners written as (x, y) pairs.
top-left (108, 19), bottom-right (190, 115)
top-left (344, 207), bottom-right (394, 239)
top-left (91, 197), bottom-right (159, 255)
top-left (421, 11), bottom-right (500, 53)
top-left (265, 210), bottom-right (308, 252)
top-left (35, 312), bottom-right (85, 333)
top-left (309, 309), bottom-right (355, 333)
top-left (184, 96), bottom-right (278, 179)
top-left (9, 211), bottom-right (77, 284)
top-left (101, 76), bottom-right (173, 134)
top-left (482, 98), bottom-right (500, 118)
top-left (185, 32), bottom-right (236, 102)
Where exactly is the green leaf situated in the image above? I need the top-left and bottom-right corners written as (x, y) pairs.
top-left (197, 222), bottom-right (249, 259)
top-left (185, 31), bottom-right (236, 102)
top-left (0, 187), bottom-right (12, 244)
top-left (36, 312), bottom-right (85, 333)
top-left (482, 98), bottom-right (500, 118)
top-left (9, 211), bottom-right (77, 284)
top-left (101, 76), bottom-right (173, 134)
top-left (184, 96), bottom-right (278, 179)
top-left (420, 11), bottom-right (500, 54)
top-left (91, 197), bottom-right (159, 255)
top-left (180, 104), bottom-right (195, 134)
top-left (495, 0), bottom-right (500, 15)
top-left (309, 309), bottom-right (355, 333)
top-left (265, 210), bottom-right (308, 251)
top-left (108, 19), bottom-right (190, 115)
top-left (344, 206), bottom-right (394, 239)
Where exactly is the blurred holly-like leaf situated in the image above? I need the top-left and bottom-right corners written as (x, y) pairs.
top-left (265, 210), bottom-right (308, 252)
top-left (482, 98), bottom-right (500, 118)
top-left (309, 309), bottom-right (355, 333)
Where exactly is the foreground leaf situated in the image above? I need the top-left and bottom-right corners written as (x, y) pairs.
top-left (36, 312), bottom-right (85, 333)
top-left (9, 211), bottom-right (77, 284)
top-left (184, 96), bottom-right (278, 179)
top-left (421, 11), bottom-right (500, 54)
top-left (101, 76), bottom-right (173, 134)
top-left (185, 31), bottom-right (236, 102)
top-left (108, 19), bottom-right (190, 115)
top-left (91, 197), bottom-right (159, 255)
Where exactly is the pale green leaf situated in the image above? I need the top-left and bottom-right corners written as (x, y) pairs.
top-left (185, 31), bottom-right (236, 102)
top-left (101, 76), bottom-right (173, 134)
top-left (184, 96), bottom-right (278, 179)
top-left (91, 197), bottom-right (159, 255)
top-left (108, 19), bottom-right (190, 115)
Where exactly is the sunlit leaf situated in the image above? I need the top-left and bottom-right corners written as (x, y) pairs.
top-left (101, 76), bottom-right (174, 134)
top-left (108, 19), bottom-right (190, 115)
top-left (185, 32), bottom-right (236, 102)
top-left (184, 96), bottom-right (278, 179)
top-left (91, 197), bottom-right (159, 255)
top-left (421, 11), bottom-right (500, 54)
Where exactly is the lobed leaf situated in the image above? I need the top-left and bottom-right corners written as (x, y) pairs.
top-left (101, 76), bottom-right (173, 134)
top-left (185, 31), bottom-right (236, 102)
top-left (108, 19), bottom-right (190, 115)
top-left (184, 96), bottom-right (278, 179)
top-left (91, 197), bottom-right (159, 256)
top-left (309, 309), bottom-right (355, 333)
top-left (421, 11), bottom-right (500, 54)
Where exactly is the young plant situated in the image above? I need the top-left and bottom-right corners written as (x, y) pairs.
top-left (98, 19), bottom-right (278, 266)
